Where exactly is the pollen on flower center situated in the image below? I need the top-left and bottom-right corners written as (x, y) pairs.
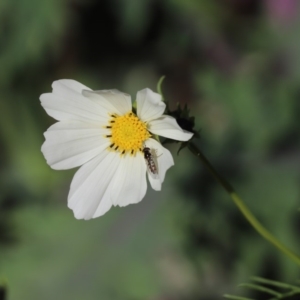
top-left (106, 112), bottom-right (151, 155)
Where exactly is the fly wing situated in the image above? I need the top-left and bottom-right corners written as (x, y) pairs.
top-left (146, 163), bottom-right (159, 180)
top-left (145, 149), bottom-right (159, 180)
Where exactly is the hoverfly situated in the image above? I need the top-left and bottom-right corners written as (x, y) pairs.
top-left (142, 146), bottom-right (159, 179)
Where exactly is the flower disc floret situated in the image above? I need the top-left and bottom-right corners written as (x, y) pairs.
top-left (108, 112), bottom-right (151, 154)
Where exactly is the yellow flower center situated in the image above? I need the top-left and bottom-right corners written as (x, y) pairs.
top-left (106, 112), bottom-right (151, 155)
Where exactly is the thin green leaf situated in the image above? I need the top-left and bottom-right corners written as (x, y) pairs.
top-left (238, 283), bottom-right (281, 297)
top-left (269, 289), bottom-right (300, 300)
top-left (251, 277), bottom-right (300, 290)
top-left (223, 294), bottom-right (255, 300)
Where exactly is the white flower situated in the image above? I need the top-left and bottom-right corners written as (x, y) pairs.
top-left (40, 79), bottom-right (193, 220)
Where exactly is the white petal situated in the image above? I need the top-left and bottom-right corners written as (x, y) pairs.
top-left (147, 172), bottom-right (161, 191)
top-left (40, 80), bottom-right (110, 122)
top-left (41, 121), bottom-right (110, 170)
top-left (82, 89), bottom-right (132, 116)
top-left (144, 138), bottom-right (174, 191)
top-left (110, 153), bottom-right (147, 207)
top-left (68, 151), bottom-right (121, 220)
top-left (52, 79), bottom-right (92, 95)
top-left (136, 88), bottom-right (166, 122)
top-left (148, 115), bottom-right (193, 141)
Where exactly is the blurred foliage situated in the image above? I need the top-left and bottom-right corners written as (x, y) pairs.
top-left (1, 0), bottom-right (300, 299)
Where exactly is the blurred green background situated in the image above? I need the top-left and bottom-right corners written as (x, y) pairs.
top-left (1, 0), bottom-right (300, 299)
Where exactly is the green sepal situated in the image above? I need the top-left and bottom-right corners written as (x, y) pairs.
top-left (156, 76), bottom-right (200, 154)
top-left (167, 103), bottom-right (200, 140)
top-left (163, 102), bottom-right (201, 156)
top-left (177, 142), bottom-right (188, 155)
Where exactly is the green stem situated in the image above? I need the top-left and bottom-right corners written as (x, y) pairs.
top-left (188, 142), bottom-right (300, 266)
